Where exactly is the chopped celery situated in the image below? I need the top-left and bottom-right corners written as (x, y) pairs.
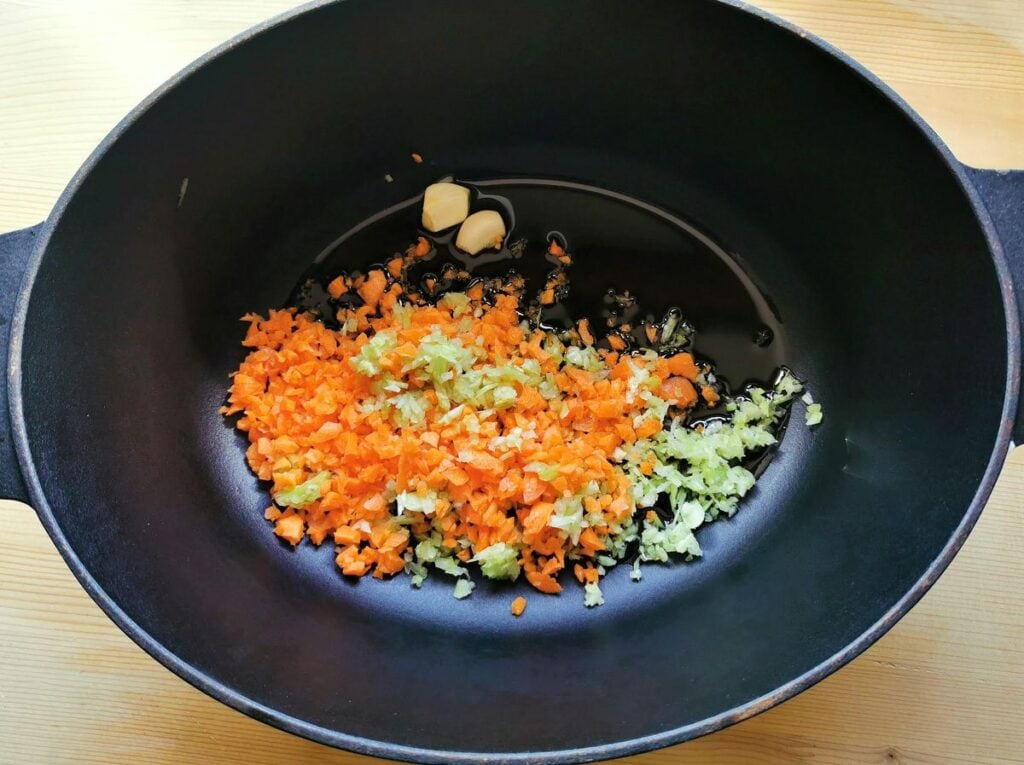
top-left (275, 471), bottom-right (330, 508)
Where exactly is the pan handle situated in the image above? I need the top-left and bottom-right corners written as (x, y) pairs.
top-left (964, 167), bottom-right (1024, 442)
top-left (0, 223), bottom-right (42, 502)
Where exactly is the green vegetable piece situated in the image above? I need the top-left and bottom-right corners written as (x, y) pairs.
top-left (472, 542), bottom-right (521, 581)
top-left (805, 403), bottom-right (823, 426)
top-left (434, 555), bottom-right (466, 578)
top-left (452, 578), bottom-right (475, 599)
top-left (274, 471), bottom-right (331, 508)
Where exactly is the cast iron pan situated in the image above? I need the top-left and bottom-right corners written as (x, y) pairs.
top-left (2, 1), bottom-right (1023, 762)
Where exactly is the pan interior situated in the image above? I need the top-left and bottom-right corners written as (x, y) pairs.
top-left (14, 0), bottom-right (1010, 758)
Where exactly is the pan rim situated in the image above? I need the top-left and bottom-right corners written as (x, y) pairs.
top-left (7, 1), bottom-right (1020, 763)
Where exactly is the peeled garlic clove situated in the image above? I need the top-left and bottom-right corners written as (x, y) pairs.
top-left (421, 182), bottom-right (471, 232)
top-left (455, 210), bottom-right (506, 255)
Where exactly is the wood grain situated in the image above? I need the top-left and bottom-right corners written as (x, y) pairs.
top-left (1, 2), bottom-right (1023, 763)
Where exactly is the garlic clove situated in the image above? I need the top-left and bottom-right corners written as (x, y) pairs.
top-left (455, 210), bottom-right (506, 255)
top-left (421, 182), bottom-right (471, 232)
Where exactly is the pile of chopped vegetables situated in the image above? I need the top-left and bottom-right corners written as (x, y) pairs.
top-left (224, 185), bottom-right (820, 609)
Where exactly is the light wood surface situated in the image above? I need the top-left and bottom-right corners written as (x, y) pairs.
top-left (1, 2), bottom-right (1023, 763)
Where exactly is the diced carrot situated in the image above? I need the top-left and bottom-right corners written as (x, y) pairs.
top-left (577, 318), bottom-right (595, 346)
top-left (659, 376), bottom-right (698, 408)
top-left (334, 526), bottom-right (361, 546)
top-left (635, 418), bottom-right (662, 439)
top-left (274, 514), bottom-right (304, 546)
top-left (327, 276), bottom-right (348, 299)
top-left (412, 236), bottom-right (431, 258)
top-left (523, 502), bottom-right (554, 536)
top-left (511, 596), bottom-right (527, 617)
top-left (387, 257), bottom-right (404, 278)
top-left (579, 528), bottom-right (605, 554)
top-left (526, 569), bottom-right (562, 594)
top-left (337, 546), bottom-right (368, 576)
top-left (666, 352), bottom-right (699, 380)
top-left (226, 260), bottom-right (723, 601)
top-left (357, 269), bottom-right (388, 309)
top-left (701, 385), bottom-right (720, 406)
top-left (615, 421), bottom-right (637, 443)
top-left (460, 451), bottom-right (503, 474)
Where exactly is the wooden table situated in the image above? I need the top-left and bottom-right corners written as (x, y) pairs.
top-left (2, 2), bottom-right (1022, 763)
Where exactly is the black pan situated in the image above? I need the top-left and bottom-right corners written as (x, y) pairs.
top-left (2, 1), bottom-right (1023, 763)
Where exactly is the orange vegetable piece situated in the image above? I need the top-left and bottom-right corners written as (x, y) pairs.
top-left (525, 569), bottom-right (562, 594)
top-left (511, 596), bottom-right (527, 617)
top-left (701, 384), bottom-right (720, 406)
top-left (274, 514), bottom-right (304, 546)
top-left (411, 236), bottom-right (431, 258)
top-left (357, 269), bottom-right (388, 309)
top-left (327, 276), bottom-right (348, 299)
top-left (635, 418), bottom-right (662, 440)
top-left (577, 318), bottom-right (595, 346)
top-left (460, 450), bottom-right (503, 475)
top-left (523, 502), bottom-right (555, 536)
top-left (666, 352), bottom-right (699, 380)
top-left (579, 529), bottom-right (605, 554)
top-left (573, 564), bottom-right (586, 584)
top-left (334, 526), bottom-right (361, 546)
top-left (660, 376), bottom-right (698, 408)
